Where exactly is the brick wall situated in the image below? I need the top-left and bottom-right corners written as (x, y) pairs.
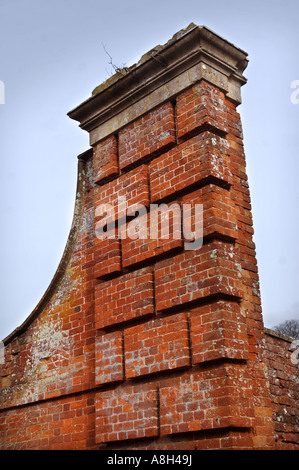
top-left (264, 329), bottom-right (299, 449)
top-left (0, 24), bottom-right (297, 451)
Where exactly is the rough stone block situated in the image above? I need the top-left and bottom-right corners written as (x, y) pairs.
top-left (149, 132), bottom-right (232, 203)
top-left (154, 241), bottom-right (242, 312)
top-left (176, 80), bottom-right (228, 140)
top-left (121, 203), bottom-right (183, 268)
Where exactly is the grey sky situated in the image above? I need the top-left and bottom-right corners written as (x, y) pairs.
top-left (0, 0), bottom-right (298, 340)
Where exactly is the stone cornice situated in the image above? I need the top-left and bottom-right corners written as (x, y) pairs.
top-left (68, 24), bottom-right (248, 146)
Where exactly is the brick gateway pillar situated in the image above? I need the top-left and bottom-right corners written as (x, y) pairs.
top-left (0, 24), bottom-right (276, 449)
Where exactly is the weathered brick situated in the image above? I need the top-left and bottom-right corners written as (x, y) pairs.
top-left (94, 237), bottom-right (121, 279)
top-left (149, 132), bottom-right (232, 203)
top-left (93, 135), bottom-right (118, 185)
top-left (159, 365), bottom-right (253, 436)
top-left (119, 102), bottom-right (176, 170)
top-left (159, 371), bottom-right (209, 435)
top-left (95, 267), bottom-right (154, 329)
top-left (154, 240), bottom-right (242, 312)
top-left (176, 80), bottom-right (228, 140)
top-left (121, 203), bottom-right (183, 268)
top-left (93, 165), bottom-right (150, 278)
top-left (95, 385), bottom-right (158, 443)
top-left (95, 331), bottom-right (124, 385)
top-left (94, 164), bottom-right (149, 226)
top-left (190, 300), bottom-right (249, 363)
top-left (182, 184), bottom-right (238, 242)
top-left (0, 394), bottom-right (96, 450)
top-left (124, 313), bottom-right (190, 378)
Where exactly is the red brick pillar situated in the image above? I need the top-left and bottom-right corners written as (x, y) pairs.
top-left (69, 24), bottom-right (275, 449)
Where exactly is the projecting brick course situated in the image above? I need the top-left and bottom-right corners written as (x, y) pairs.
top-left (176, 80), bottom-right (228, 140)
top-left (94, 164), bottom-right (150, 225)
top-left (190, 300), bottom-right (249, 363)
top-left (182, 184), bottom-right (238, 241)
top-left (118, 102), bottom-right (176, 170)
top-left (95, 385), bottom-right (158, 443)
top-left (95, 267), bottom-right (154, 330)
top-left (124, 313), bottom-right (190, 378)
top-left (93, 135), bottom-right (118, 185)
top-left (149, 132), bottom-right (232, 203)
top-left (94, 237), bottom-right (122, 279)
top-left (159, 365), bottom-right (254, 436)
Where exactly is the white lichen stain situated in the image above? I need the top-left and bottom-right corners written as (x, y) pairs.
top-left (19, 315), bottom-right (74, 403)
top-left (32, 319), bottom-right (72, 369)
top-left (80, 205), bottom-right (94, 239)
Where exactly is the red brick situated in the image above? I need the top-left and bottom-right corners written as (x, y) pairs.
top-left (159, 371), bottom-right (213, 435)
top-left (95, 267), bottom-right (154, 329)
top-left (159, 365), bottom-right (253, 436)
top-left (190, 300), bottom-right (249, 363)
top-left (94, 237), bottom-right (121, 279)
top-left (149, 132), bottom-right (232, 203)
top-left (93, 135), bottom-right (118, 185)
top-left (0, 394), bottom-right (96, 450)
top-left (93, 166), bottom-right (150, 279)
top-left (124, 313), bottom-right (190, 378)
top-left (119, 102), bottom-right (176, 170)
top-left (94, 164), bottom-right (149, 226)
top-left (176, 80), bottom-right (228, 140)
top-left (95, 331), bottom-right (124, 384)
top-left (182, 184), bottom-right (238, 242)
top-left (154, 240), bottom-right (242, 312)
top-left (121, 203), bottom-right (183, 268)
top-left (95, 385), bottom-right (158, 443)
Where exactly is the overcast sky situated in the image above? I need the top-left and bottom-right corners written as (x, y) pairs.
top-left (0, 0), bottom-right (299, 340)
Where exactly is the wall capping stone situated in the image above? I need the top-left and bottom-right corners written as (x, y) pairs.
top-left (264, 327), bottom-right (296, 343)
top-left (68, 24), bottom-right (248, 145)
